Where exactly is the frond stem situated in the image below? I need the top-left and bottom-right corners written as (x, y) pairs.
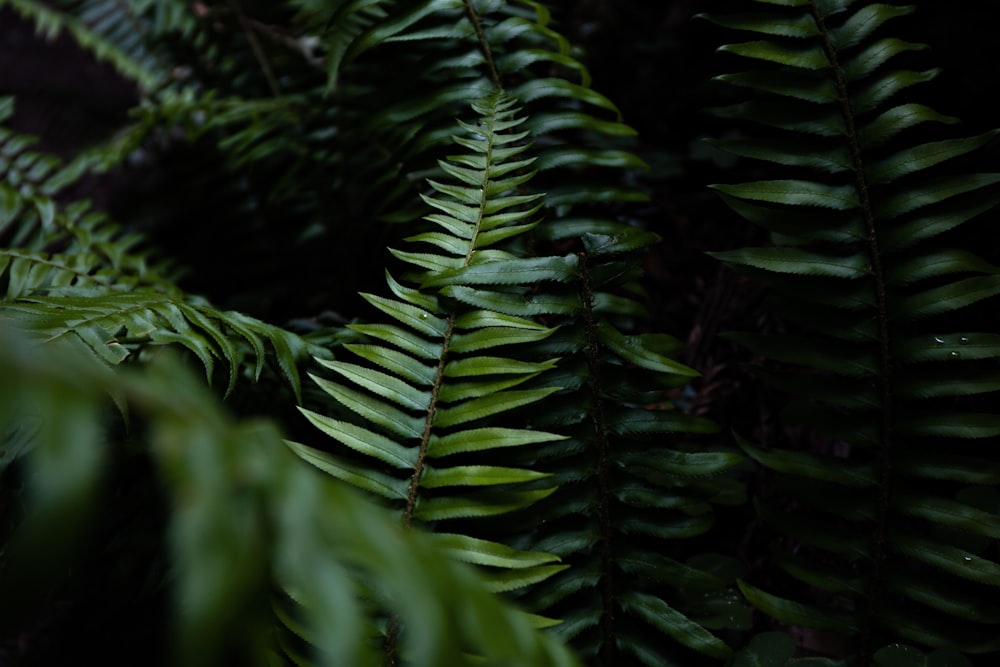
top-left (402, 315), bottom-right (456, 527)
top-left (812, 3), bottom-right (895, 662)
top-left (463, 0), bottom-right (502, 89)
top-left (389, 313), bottom-right (455, 664)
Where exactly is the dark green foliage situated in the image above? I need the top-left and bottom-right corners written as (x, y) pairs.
top-left (1, 1), bottom-right (720, 664)
top-left (2, 1), bottom-right (1000, 666)
top-left (729, 632), bottom-right (972, 667)
top-left (0, 329), bottom-right (579, 667)
top-left (288, 92), bottom-right (572, 603)
top-left (505, 148), bottom-right (742, 665)
top-left (281, 1), bottom-right (738, 660)
top-left (704, 0), bottom-right (1000, 663)
top-left (0, 95), bottom-right (311, 398)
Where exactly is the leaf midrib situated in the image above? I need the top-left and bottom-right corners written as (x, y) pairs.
top-left (401, 92), bottom-right (504, 527)
top-left (811, 2), bottom-right (895, 660)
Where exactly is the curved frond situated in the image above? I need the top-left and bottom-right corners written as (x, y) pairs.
top-left (289, 90), bottom-right (574, 659)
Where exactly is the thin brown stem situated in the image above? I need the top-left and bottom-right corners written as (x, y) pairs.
top-left (401, 315), bottom-right (456, 527)
top-left (463, 0), bottom-right (503, 89)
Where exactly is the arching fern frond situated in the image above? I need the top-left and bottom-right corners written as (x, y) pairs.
top-left (287, 92), bottom-right (572, 633)
top-left (282, 6), bottom-right (743, 663)
top-left (704, 0), bottom-right (1000, 661)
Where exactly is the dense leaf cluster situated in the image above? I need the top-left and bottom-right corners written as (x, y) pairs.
top-left (1, 1), bottom-right (999, 666)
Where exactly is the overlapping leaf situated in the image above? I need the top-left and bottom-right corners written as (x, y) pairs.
top-left (421, 88), bottom-right (742, 667)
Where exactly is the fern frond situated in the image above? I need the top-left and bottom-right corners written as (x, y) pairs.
top-left (291, 6), bottom-right (749, 662)
top-left (288, 93), bottom-right (575, 654)
top-left (94, 1), bottom-right (647, 326)
top-left (498, 236), bottom-right (742, 665)
top-left (4, 291), bottom-right (305, 397)
top-left (706, 0), bottom-right (1000, 660)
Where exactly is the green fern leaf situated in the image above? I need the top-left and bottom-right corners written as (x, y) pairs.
top-left (710, 247), bottom-right (868, 279)
top-left (707, 137), bottom-right (852, 173)
top-left (719, 40), bottom-right (830, 69)
top-left (619, 591), bottom-right (732, 659)
top-left (289, 94), bottom-right (574, 665)
top-left (699, 12), bottom-right (821, 39)
top-left (429, 427), bottom-right (568, 457)
top-left (858, 103), bottom-right (958, 149)
top-left (738, 581), bottom-right (858, 633)
top-left (712, 180), bottom-right (859, 209)
top-left (737, 434), bottom-right (877, 487)
top-left (867, 131), bottom-right (999, 183)
top-left (285, 439), bottom-right (409, 500)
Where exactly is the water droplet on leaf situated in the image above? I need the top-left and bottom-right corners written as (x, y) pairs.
top-left (934, 336), bottom-right (945, 344)
top-left (950, 351), bottom-right (961, 358)
top-left (960, 336), bottom-right (970, 345)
